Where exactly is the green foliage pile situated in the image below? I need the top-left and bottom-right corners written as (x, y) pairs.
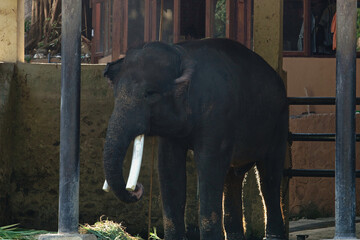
top-left (0, 224), bottom-right (49, 240)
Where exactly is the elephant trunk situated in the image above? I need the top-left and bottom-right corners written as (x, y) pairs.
top-left (103, 112), bottom-right (144, 203)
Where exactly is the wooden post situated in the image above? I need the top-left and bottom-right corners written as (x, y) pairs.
top-left (122, 0), bottom-right (128, 54)
top-left (205, 0), bottom-right (214, 38)
top-left (144, 0), bottom-right (150, 42)
top-left (173, 0), bottom-right (180, 43)
top-left (112, 0), bottom-right (121, 60)
top-left (226, 0), bottom-right (236, 39)
top-left (59, 0), bottom-right (81, 233)
top-left (151, 0), bottom-right (157, 41)
top-left (244, 1), bottom-right (287, 239)
top-left (334, 0), bottom-right (357, 238)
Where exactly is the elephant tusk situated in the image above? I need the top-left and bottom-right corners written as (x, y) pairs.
top-left (102, 180), bottom-right (110, 192)
top-left (126, 134), bottom-right (145, 191)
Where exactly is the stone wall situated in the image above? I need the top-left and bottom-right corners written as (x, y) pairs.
top-left (0, 63), bottom-right (200, 238)
top-left (0, 63), bottom-right (16, 225)
top-left (289, 113), bottom-right (360, 218)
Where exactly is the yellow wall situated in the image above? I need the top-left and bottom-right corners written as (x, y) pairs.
top-left (0, 0), bottom-right (24, 62)
top-left (284, 57), bottom-right (360, 115)
top-left (253, 0), bottom-right (284, 74)
top-left (242, 1), bottom-right (287, 239)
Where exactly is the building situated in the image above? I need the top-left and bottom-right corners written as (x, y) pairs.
top-left (1, 0), bottom-right (360, 238)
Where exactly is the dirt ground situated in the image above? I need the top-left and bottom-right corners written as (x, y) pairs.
top-left (289, 218), bottom-right (360, 240)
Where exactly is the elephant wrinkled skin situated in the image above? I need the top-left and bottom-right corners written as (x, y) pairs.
top-left (103, 38), bottom-right (288, 240)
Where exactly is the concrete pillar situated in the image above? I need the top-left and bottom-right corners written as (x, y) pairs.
top-left (242, 0), bottom-right (288, 239)
top-left (0, 0), bottom-right (24, 63)
top-left (253, 0), bottom-right (284, 74)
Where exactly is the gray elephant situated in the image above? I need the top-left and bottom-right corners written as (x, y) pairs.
top-left (103, 38), bottom-right (288, 240)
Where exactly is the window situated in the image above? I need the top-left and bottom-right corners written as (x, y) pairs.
top-left (214, 0), bottom-right (226, 38)
top-left (283, 0), bottom-right (335, 57)
top-left (284, 0), bottom-right (360, 57)
top-left (91, 0), bottom-right (113, 63)
top-left (207, 0), bottom-right (252, 48)
top-left (128, 0), bottom-right (145, 48)
top-left (91, 0), bottom-right (253, 63)
top-left (283, 0), bottom-right (305, 53)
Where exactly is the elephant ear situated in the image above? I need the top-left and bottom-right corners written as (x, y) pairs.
top-left (173, 45), bottom-right (195, 85)
top-left (104, 58), bottom-right (124, 87)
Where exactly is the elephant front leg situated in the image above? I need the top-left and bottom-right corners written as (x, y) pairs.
top-left (158, 137), bottom-right (188, 240)
top-left (195, 146), bottom-right (232, 240)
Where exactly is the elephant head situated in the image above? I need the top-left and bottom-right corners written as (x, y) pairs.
top-left (103, 42), bottom-right (195, 203)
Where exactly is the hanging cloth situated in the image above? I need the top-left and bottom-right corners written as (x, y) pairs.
top-left (331, 13), bottom-right (336, 50)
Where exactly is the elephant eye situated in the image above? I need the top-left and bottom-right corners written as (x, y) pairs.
top-left (145, 90), bottom-right (159, 98)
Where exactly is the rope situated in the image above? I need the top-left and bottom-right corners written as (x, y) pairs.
top-left (148, 1), bottom-right (164, 238)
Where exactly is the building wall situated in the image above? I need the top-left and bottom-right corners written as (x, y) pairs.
top-left (285, 57), bottom-right (360, 217)
top-left (0, 0), bottom-right (24, 63)
top-left (0, 63), bottom-right (15, 225)
top-left (289, 114), bottom-right (360, 218)
top-left (284, 57), bottom-right (360, 116)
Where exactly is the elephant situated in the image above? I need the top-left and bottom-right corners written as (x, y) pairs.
top-left (103, 38), bottom-right (288, 240)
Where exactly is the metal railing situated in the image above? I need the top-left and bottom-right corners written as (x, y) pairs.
top-left (286, 97), bottom-right (360, 178)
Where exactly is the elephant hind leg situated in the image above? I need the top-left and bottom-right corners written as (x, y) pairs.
top-left (256, 117), bottom-right (287, 240)
top-left (223, 167), bottom-right (247, 240)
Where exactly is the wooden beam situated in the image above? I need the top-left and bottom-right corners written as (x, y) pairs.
top-left (122, 0), bottom-right (128, 53)
top-left (226, 0), bottom-right (236, 39)
top-left (238, 0), bottom-right (245, 43)
top-left (151, 0), bottom-right (157, 41)
top-left (144, 0), bottom-right (150, 42)
top-left (112, 0), bottom-right (121, 60)
top-left (173, 0), bottom-right (180, 43)
top-left (205, 0), bottom-right (215, 38)
top-left (245, 0), bottom-right (252, 48)
top-left (303, 0), bottom-right (311, 56)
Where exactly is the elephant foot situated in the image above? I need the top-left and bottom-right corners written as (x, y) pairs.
top-left (226, 232), bottom-right (246, 240)
top-left (263, 234), bottom-right (287, 240)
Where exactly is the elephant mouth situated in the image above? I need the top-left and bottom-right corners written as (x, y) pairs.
top-left (103, 134), bottom-right (145, 196)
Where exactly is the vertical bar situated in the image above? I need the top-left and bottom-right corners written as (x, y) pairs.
top-left (144, 0), bottom-right (150, 42)
top-left (91, 2), bottom-right (101, 62)
top-left (245, 0), bottom-right (252, 49)
top-left (205, 0), bottom-right (214, 38)
top-left (238, 0), bottom-right (245, 44)
top-left (112, 0), bottom-right (121, 60)
top-left (159, 0), bottom-right (164, 41)
top-left (335, 0), bottom-right (357, 239)
top-left (173, 0), bottom-right (180, 43)
top-left (59, 0), bottom-right (81, 234)
top-left (303, 0), bottom-right (310, 56)
top-left (226, 0), bottom-right (236, 39)
top-left (151, 0), bottom-right (157, 41)
top-left (104, 1), bottom-right (109, 55)
top-left (122, 0), bottom-right (128, 53)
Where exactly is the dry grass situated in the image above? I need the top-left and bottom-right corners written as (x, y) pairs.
top-left (1, 219), bottom-right (162, 240)
top-left (80, 218), bottom-right (143, 240)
